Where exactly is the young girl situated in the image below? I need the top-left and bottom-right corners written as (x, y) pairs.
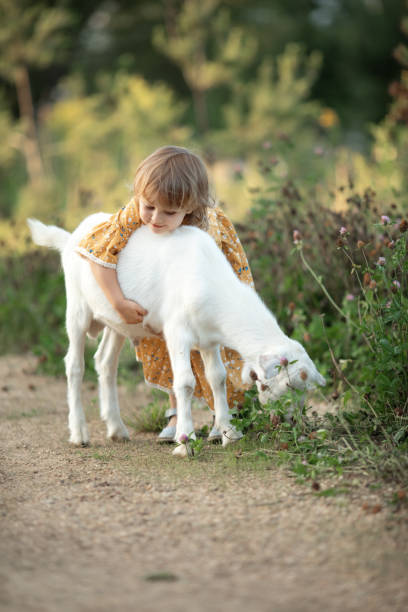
top-left (76, 145), bottom-right (254, 442)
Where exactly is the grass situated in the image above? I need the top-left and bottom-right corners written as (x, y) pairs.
top-left (125, 389), bottom-right (168, 433)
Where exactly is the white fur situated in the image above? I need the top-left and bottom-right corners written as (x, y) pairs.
top-left (27, 213), bottom-right (325, 453)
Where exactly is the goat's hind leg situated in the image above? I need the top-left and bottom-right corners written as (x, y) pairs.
top-left (65, 305), bottom-right (91, 446)
top-left (94, 328), bottom-right (129, 441)
top-left (200, 347), bottom-right (243, 447)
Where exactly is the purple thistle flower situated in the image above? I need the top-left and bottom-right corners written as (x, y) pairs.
top-left (346, 293), bottom-right (355, 301)
top-left (377, 257), bottom-right (386, 266)
top-left (339, 226), bottom-right (347, 235)
top-left (393, 280), bottom-right (401, 289)
top-left (179, 433), bottom-right (189, 444)
top-left (381, 215), bottom-right (391, 225)
top-left (280, 357), bottom-right (289, 367)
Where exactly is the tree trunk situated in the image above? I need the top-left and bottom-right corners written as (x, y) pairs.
top-left (14, 65), bottom-right (45, 183)
top-left (192, 87), bottom-right (209, 134)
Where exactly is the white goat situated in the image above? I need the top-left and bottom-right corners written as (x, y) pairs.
top-left (28, 213), bottom-right (325, 456)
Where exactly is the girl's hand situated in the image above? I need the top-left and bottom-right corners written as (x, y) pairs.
top-left (115, 298), bottom-right (148, 324)
top-left (88, 262), bottom-right (147, 324)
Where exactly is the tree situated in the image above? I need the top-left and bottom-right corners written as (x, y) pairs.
top-left (0, 0), bottom-right (72, 182)
top-left (154, 0), bottom-right (257, 134)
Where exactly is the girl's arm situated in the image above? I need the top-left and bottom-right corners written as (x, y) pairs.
top-left (90, 262), bottom-right (147, 324)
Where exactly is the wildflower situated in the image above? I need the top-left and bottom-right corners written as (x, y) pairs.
top-left (363, 272), bottom-right (371, 286)
top-left (346, 293), bottom-right (355, 301)
top-left (386, 300), bottom-right (392, 309)
top-left (293, 230), bottom-right (301, 244)
top-left (270, 414), bottom-right (280, 427)
top-left (357, 240), bottom-right (365, 249)
top-left (339, 226), bottom-right (347, 235)
top-left (179, 433), bottom-right (189, 444)
top-left (318, 108), bottom-right (339, 128)
top-left (336, 238), bottom-right (344, 247)
top-left (399, 219), bottom-right (408, 233)
top-left (280, 357), bottom-right (289, 367)
top-left (369, 280), bottom-right (377, 289)
top-left (380, 215), bottom-right (391, 225)
top-left (377, 257), bottom-right (386, 266)
top-left (392, 280), bottom-right (401, 293)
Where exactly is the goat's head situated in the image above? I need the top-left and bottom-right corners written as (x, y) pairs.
top-left (242, 339), bottom-right (326, 404)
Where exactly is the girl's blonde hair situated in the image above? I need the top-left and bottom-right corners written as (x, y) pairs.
top-left (133, 145), bottom-right (215, 230)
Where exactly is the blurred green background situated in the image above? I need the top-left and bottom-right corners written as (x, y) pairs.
top-left (1, 0), bottom-right (408, 369)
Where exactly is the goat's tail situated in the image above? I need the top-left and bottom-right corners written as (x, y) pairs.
top-left (27, 218), bottom-right (70, 252)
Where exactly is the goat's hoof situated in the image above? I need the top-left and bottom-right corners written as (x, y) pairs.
top-left (221, 427), bottom-right (243, 447)
top-left (70, 438), bottom-right (90, 447)
top-left (70, 424), bottom-right (90, 447)
top-left (108, 428), bottom-right (130, 442)
top-left (172, 443), bottom-right (188, 458)
top-left (109, 433), bottom-right (130, 442)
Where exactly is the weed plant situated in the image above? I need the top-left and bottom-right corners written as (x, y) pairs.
top-left (126, 390), bottom-right (168, 433)
top-left (237, 158), bottom-right (408, 484)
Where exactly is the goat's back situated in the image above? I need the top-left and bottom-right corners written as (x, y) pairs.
top-left (63, 214), bottom-right (241, 340)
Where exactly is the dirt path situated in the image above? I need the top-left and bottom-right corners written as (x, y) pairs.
top-left (1, 354), bottom-right (407, 612)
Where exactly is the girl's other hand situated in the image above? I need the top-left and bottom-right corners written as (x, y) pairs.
top-left (116, 298), bottom-right (148, 324)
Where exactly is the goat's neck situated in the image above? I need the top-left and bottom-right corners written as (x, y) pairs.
top-left (216, 283), bottom-right (287, 361)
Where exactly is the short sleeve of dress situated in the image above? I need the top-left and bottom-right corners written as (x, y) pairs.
top-left (209, 207), bottom-right (254, 288)
top-left (75, 197), bottom-right (142, 269)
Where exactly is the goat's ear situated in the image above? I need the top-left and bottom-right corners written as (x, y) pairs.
top-left (258, 354), bottom-right (281, 379)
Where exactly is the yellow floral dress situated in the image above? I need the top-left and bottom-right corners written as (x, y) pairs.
top-left (77, 198), bottom-right (254, 409)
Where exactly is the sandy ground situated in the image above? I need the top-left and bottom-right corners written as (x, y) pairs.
top-left (1, 353), bottom-right (407, 612)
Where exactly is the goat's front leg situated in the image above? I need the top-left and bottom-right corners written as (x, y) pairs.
top-left (165, 327), bottom-right (195, 457)
top-left (94, 327), bottom-right (129, 441)
top-left (200, 347), bottom-right (243, 447)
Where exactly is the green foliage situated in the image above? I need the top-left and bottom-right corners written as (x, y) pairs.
top-left (0, 252), bottom-right (66, 360)
top-left (236, 155), bottom-right (408, 483)
top-left (154, 0), bottom-right (257, 132)
top-left (0, 250), bottom-right (140, 380)
top-left (230, 387), bottom-right (351, 482)
top-left (0, 0), bottom-right (72, 80)
top-left (328, 221), bottom-right (408, 428)
top-left (219, 44), bottom-right (323, 154)
top-left (127, 391), bottom-right (168, 433)
top-left (27, 73), bottom-right (190, 225)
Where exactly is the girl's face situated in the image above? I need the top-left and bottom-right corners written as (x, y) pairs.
top-left (139, 197), bottom-right (192, 234)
